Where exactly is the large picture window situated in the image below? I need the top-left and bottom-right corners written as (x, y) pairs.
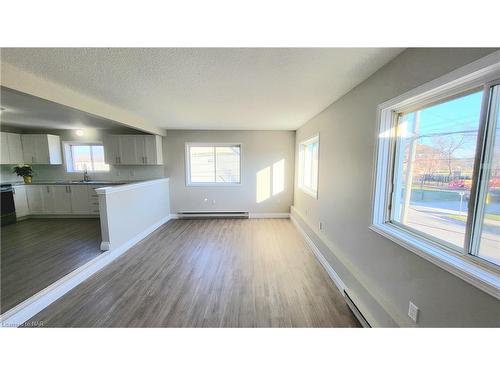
top-left (372, 54), bottom-right (500, 297)
top-left (185, 143), bottom-right (241, 186)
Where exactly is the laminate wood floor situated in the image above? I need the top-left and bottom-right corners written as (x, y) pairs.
top-left (1, 218), bottom-right (102, 313)
top-left (28, 219), bottom-right (360, 327)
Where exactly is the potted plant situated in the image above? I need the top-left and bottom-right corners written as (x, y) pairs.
top-left (13, 164), bottom-right (34, 184)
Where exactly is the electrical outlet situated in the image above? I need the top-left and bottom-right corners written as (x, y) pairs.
top-left (408, 301), bottom-right (419, 323)
top-left (129, 170), bottom-right (135, 177)
top-left (212, 199), bottom-right (215, 204)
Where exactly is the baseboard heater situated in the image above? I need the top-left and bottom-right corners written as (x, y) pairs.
top-left (177, 211), bottom-right (249, 219)
top-left (344, 289), bottom-right (371, 328)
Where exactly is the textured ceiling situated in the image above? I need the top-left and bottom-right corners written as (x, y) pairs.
top-left (0, 48), bottom-right (403, 130)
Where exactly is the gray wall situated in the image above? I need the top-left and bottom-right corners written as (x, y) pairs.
top-left (292, 48), bottom-right (500, 327)
top-left (165, 130), bottom-right (295, 214)
top-left (0, 126), bottom-right (167, 183)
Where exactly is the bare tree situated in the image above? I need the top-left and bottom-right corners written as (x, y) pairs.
top-left (433, 134), bottom-right (468, 180)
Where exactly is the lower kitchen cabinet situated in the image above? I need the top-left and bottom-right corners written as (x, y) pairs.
top-left (70, 185), bottom-right (93, 214)
top-left (13, 185), bottom-right (30, 218)
top-left (52, 185), bottom-right (72, 214)
top-left (23, 184), bottom-right (100, 216)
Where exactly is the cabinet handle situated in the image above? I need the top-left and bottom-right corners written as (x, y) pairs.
top-left (46, 186), bottom-right (50, 193)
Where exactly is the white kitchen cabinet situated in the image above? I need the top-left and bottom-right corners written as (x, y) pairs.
top-left (20, 184), bottom-right (103, 216)
top-left (0, 132), bottom-right (24, 164)
top-left (7, 133), bottom-right (24, 164)
top-left (25, 185), bottom-right (44, 214)
top-left (103, 135), bottom-right (121, 165)
top-left (69, 185), bottom-right (92, 214)
top-left (0, 132), bottom-right (9, 164)
top-left (118, 135), bottom-right (138, 165)
top-left (104, 134), bottom-right (163, 165)
top-left (87, 186), bottom-right (101, 215)
top-left (13, 185), bottom-right (29, 218)
top-left (137, 135), bottom-right (163, 165)
top-left (21, 134), bottom-right (62, 165)
top-left (41, 185), bottom-right (55, 213)
top-left (52, 185), bottom-right (72, 214)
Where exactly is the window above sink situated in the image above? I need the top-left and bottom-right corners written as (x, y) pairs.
top-left (63, 141), bottom-right (110, 173)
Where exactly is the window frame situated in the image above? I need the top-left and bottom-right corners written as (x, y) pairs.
top-left (63, 141), bottom-right (109, 173)
top-left (298, 134), bottom-right (320, 199)
top-left (371, 51), bottom-right (500, 299)
top-left (184, 142), bottom-right (243, 187)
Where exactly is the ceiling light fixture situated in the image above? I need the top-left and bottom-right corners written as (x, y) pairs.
top-left (75, 129), bottom-right (84, 137)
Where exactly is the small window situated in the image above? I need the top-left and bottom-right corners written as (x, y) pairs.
top-left (298, 135), bottom-right (319, 198)
top-left (64, 143), bottom-right (110, 172)
top-left (185, 143), bottom-right (241, 185)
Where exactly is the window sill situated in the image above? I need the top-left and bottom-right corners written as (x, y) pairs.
top-left (186, 183), bottom-right (242, 187)
top-left (299, 185), bottom-right (317, 199)
top-left (370, 222), bottom-right (500, 299)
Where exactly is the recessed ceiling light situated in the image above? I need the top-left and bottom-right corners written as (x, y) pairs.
top-left (75, 129), bottom-right (84, 137)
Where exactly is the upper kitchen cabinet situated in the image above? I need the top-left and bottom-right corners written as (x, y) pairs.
top-left (0, 132), bottom-right (24, 164)
top-left (136, 135), bottom-right (163, 165)
top-left (21, 134), bottom-right (62, 165)
top-left (103, 134), bottom-right (163, 165)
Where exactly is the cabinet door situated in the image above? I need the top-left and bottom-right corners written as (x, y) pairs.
top-left (103, 135), bottom-right (120, 165)
top-left (26, 185), bottom-right (43, 213)
top-left (52, 185), bottom-right (72, 213)
top-left (119, 135), bottom-right (138, 165)
top-left (41, 185), bottom-right (55, 213)
top-left (13, 185), bottom-right (29, 217)
top-left (70, 185), bottom-right (91, 214)
top-left (144, 135), bottom-right (159, 164)
top-left (21, 135), bottom-right (37, 164)
top-left (34, 135), bottom-right (50, 164)
top-left (135, 136), bottom-right (147, 164)
top-left (46, 135), bottom-right (62, 165)
top-left (7, 133), bottom-right (24, 164)
top-left (1, 133), bottom-right (10, 164)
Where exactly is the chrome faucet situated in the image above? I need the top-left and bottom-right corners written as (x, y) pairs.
top-left (83, 165), bottom-right (90, 182)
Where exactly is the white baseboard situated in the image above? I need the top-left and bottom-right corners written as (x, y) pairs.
top-left (0, 215), bottom-right (171, 328)
top-left (290, 215), bottom-right (346, 294)
top-left (249, 213), bottom-right (290, 219)
top-left (170, 213), bottom-right (290, 219)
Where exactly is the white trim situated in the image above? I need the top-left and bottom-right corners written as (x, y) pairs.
top-left (371, 51), bottom-right (500, 300)
top-left (0, 215), bottom-right (172, 328)
top-left (248, 213), bottom-right (290, 219)
top-left (290, 215), bottom-right (346, 294)
top-left (95, 177), bottom-right (169, 195)
top-left (371, 223), bottom-right (500, 299)
top-left (297, 134), bottom-right (319, 199)
top-left (184, 142), bottom-right (242, 187)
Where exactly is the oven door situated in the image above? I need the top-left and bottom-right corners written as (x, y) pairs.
top-left (1, 185), bottom-right (17, 226)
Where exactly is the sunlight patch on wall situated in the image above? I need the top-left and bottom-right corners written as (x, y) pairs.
top-left (272, 159), bottom-right (285, 195)
top-left (256, 166), bottom-right (271, 203)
